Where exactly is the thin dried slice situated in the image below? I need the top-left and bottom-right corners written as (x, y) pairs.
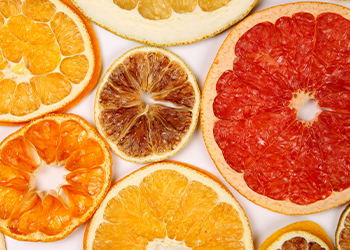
top-left (60, 55), bottom-right (89, 84)
top-left (113, 0), bottom-right (138, 11)
top-left (10, 82), bottom-right (41, 117)
top-left (0, 25), bottom-right (26, 63)
top-left (172, 0), bottom-right (196, 14)
top-left (0, 0), bottom-right (21, 18)
top-left (22, 0), bottom-right (57, 22)
top-left (0, 79), bottom-right (16, 115)
top-left (29, 23), bottom-right (56, 45)
top-left (83, 161), bottom-right (253, 250)
top-left (61, 185), bottom-right (93, 217)
top-left (138, 0), bottom-right (172, 20)
top-left (50, 12), bottom-right (85, 56)
top-left (0, 185), bottom-right (28, 220)
top-left (336, 204), bottom-right (350, 250)
top-left (0, 160), bottom-right (31, 186)
top-left (7, 14), bottom-right (34, 43)
top-left (95, 47), bottom-right (200, 163)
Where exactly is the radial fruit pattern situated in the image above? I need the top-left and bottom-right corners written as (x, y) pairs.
top-left (213, 9), bottom-right (350, 208)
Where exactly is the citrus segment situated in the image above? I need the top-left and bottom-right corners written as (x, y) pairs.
top-left (0, 79), bottom-right (16, 115)
top-left (95, 46), bottom-right (200, 163)
top-left (0, 0), bottom-right (100, 124)
top-left (171, 0), bottom-right (196, 14)
top-left (202, 2), bottom-right (350, 214)
top-left (0, 114), bottom-right (112, 241)
top-left (84, 161), bottom-right (253, 250)
top-left (199, 0), bottom-right (231, 12)
top-left (113, 0), bottom-right (138, 11)
top-left (138, 0), bottom-right (172, 20)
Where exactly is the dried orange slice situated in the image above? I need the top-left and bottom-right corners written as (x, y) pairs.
top-left (259, 221), bottom-right (334, 250)
top-left (94, 46), bottom-right (200, 163)
top-left (336, 204), bottom-right (350, 250)
top-left (71, 0), bottom-right (258, 46)
top-left (0, 0), bottom-right (101, 126)
top-left (202, 2), bottom-right (350, 214)
top-left (0, 113), bottom-right (112, 242)
top-left (83, 161), bottom-right (253, 250)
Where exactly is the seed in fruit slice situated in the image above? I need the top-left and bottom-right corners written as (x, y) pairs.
top-left (71, 0), bottom-right (257, 46)
top-left (83, 161), bottom-right (253, 250)
top-left (0, 113), bottom-right (112, 242)
top-left (0, 0), bottom-right (101, 126)
top-left (336, 204), bottom-right (350, 250)
top-left (94, 46), bottom-right (200, 163)
top-left (259, 221), bottom-right (334, 250)
top-left (201, 2), bottom-right (350, 215)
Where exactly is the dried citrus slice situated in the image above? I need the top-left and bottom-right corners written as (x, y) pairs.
top-left (202, 2), bottom-right (350, 214)
top-left (259, 221), bottom-right (334, 250)
top-left (71, 0), bottom-right (257, 46)
top-left (83, 161), bottom-right (253, 250)
top-left (0, 113), bottom-right (112, 242)
top-left (94, 46), bottom-right (200, 163)
top-left (336, 204), bottom-right (350, 250)
top-left (0, 232), bottom-right (5, 250)
top-left (0, 0), bottom-right (101, 125)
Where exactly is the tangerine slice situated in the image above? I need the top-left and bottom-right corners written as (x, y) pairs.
top-left (83, 161), bottom-right (253, 250)
top-left (202, 2), bottom-right (350, 215)
top-left (0, 0), bottom-right (100, 125)
top-left (95, 46), bottom-right (200, 163)
top-left (0, 114), bottom-right (112, 241)
top-left (71, 0), bottom-right (257, 46)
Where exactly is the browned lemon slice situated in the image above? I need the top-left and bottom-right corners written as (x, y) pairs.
top-left (336, 204), bottom-right (350, 250)
top-left (83, 161), bottom-right (253, 250)
top-left (0, 0), bottom-right (100, 125)
top-left (71, 0), bottom-right (258, 46)
top-left (94, 46), bottom-right (200, 163)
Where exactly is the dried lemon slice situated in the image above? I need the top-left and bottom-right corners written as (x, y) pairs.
top-left (336, 204), bottom-right (350, 250)
top-left (0, 113), bottom-right (112, 242)
top-left (83, 161), bottom-right (253, 250)
top-left (0, 0), bottom-right (100, 125)
top-left (71, 0), bottom-right (258, 46)
top-left (94, 46), bottom-right (200, 163)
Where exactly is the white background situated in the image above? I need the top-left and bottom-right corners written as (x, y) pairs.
top-left (2, 0), bottom-right (350, 249)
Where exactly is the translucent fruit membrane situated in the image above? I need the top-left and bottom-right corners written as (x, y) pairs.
top-left (0, 0), bottom-right (88, 117)
top-left (213, 12), bottom-right (350, 205)
top-left (0, 118), bottom-right (106, 238)
top-left (98, 50), bottom-right (196, 160)
top-left (114, 0), bottom-right (232, 20)
top-left (90, 165), bottom-right (249, 250)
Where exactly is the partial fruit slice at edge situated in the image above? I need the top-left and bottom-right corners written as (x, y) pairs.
top-left (259, 221), bottom-right (334, 250)
top-left (336, 204), bottom-right (350, 250)
top-left (0, 232), bottom-right (5, 250)
top-left (0, 0), bottom-right (101, 126)
top-left (71, 0), bottom-right (258, 46)
top-left (94, 46), bottom-right (200, 163)
top-left (83, 161), bottom-right (253, 250)
top-left (0, 113), bottom-right (112, 242)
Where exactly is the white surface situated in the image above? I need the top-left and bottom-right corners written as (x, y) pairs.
top-left (1, 0), bottom-right (350, 249)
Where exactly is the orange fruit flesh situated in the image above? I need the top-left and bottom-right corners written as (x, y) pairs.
top-left (0, 114), bottom-right (111, 241)
top-left (85, 162), bottom-right (251, 250)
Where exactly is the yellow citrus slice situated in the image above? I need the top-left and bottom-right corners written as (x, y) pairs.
top-left (0, 232), bottom-right (5, 250)
top-left (259, 221), bottom-right (334, 250)
top-left (94, 46), bottom-right (200, 163)
top-left (336, 204), bottom-right (350, 250)
top-left (71, 0), bottom-right (258, 46)
top-left (83, 161), bottom-right (253, 250)
top-left (201, 2), bottom-right (350, 215)
top-left (0, 0), bottom-right (101, 126)
top-left (0, 113), bottom-right (112, 242)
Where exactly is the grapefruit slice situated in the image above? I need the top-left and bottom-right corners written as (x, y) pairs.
top-left (83, 161), bottom-right (253, 250)
top-left (94, 46), bottom-right (200, 163)
top-left (0, 0), bottom-right (101, 126)
top-left (336, 204), bottom-right (350, 250)
top-left (0, 113), bottom-right (112, 242)
top-left (201, 2), bottom-right (350, 214)
top-left (70, 0), bottom-right (257, 46)
top-left (259, 221), bottom-right (334, 250)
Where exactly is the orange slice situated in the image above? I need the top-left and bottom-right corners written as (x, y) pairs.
top-left (83, 161), bottom-right (253, 250)
top-left (71, 0), bottom-right (258, 46)
top-left (0, 113), bottom-right (112, 242)
top-left (0, 0), bottom-right (101, 126)
top-left (202, 2), bottom-right (350, 214)
top-left (259, 221), bottom-right (334, 250)
top-left (94, 46), bottom-right (200, 163)
top-left (336, 204), bottom-right (350, 250)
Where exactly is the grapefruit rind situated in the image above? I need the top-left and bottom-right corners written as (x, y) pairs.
top-left (0, 0), bottom-right (100, 126)
top-left (94, 46), bottom-right (200, 163)
top-left (83, 161), bottom-right (253, 250)
top-left (201, 2), bottom-right (350, 215)
top-left (336, 203), bottom-right (350, 250)
top-left (70, 0), bottom-right (258, 47)
top-left (0, 113), bottom-right (113, 242)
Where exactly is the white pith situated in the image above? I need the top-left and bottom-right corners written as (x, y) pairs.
top-left (94, 46), bottom-right (200, 163)
top-left (289, 90), bottom-right (322, 124)
top-left (0, 0), bottom-right (95, 124)
top-left (71, 0), bottom-right (257, 46)
top-left (85, 162), bottom-right (253, 250)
